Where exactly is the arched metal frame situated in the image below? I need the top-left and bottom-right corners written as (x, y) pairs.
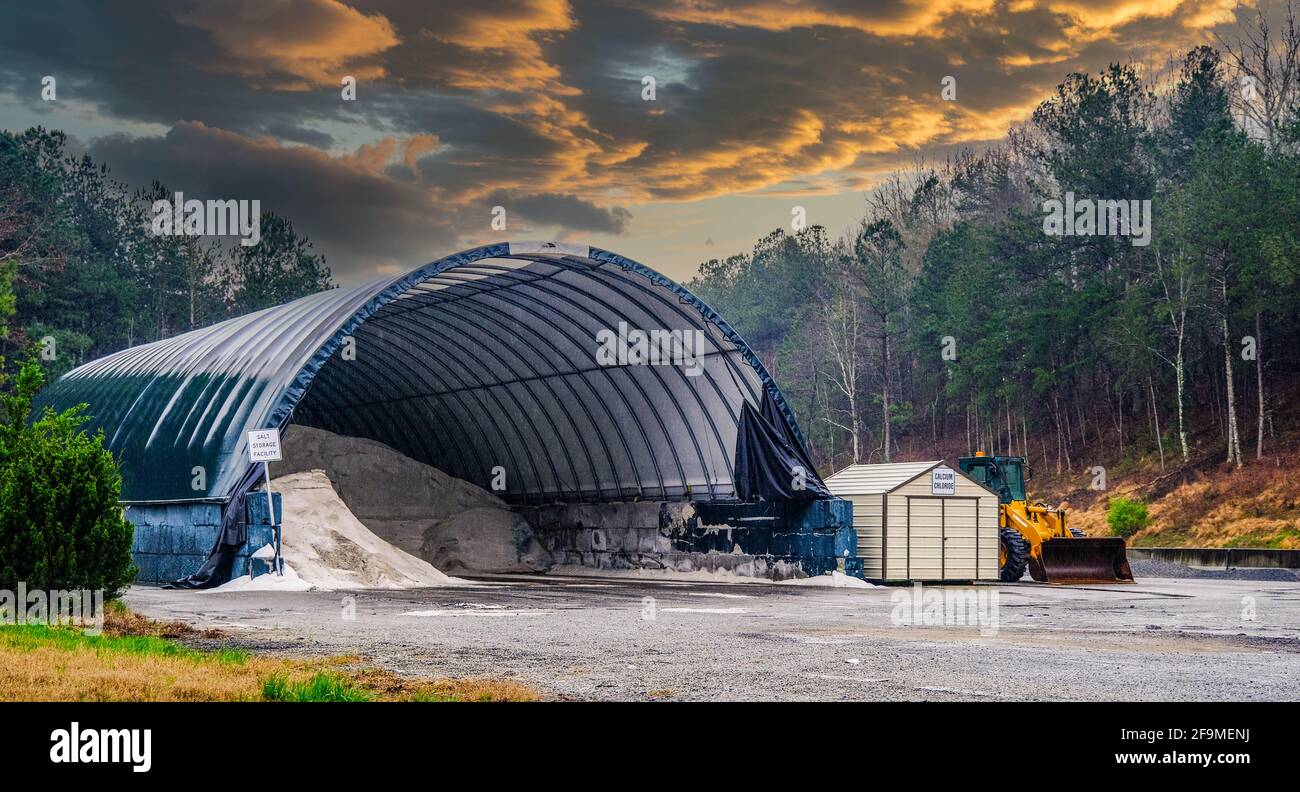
top-left (35, 242), bottom-right (808, 505)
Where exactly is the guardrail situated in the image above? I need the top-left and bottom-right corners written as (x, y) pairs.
top-left (1127, 546), bottom-right (1300, 570)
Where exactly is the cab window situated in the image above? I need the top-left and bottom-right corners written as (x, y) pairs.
top-left (999, 462), bottom-right (1026, 501)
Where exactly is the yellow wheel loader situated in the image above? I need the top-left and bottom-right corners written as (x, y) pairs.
top-left (958, 453), bottom-right (1133, 584)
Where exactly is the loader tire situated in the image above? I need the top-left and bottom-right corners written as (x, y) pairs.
top-left (999, 527), bottom-right (1030, 582)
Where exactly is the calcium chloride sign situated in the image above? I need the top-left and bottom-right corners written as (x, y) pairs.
top-left (931, 467), bottom-right (956, 496)
top-left (247, 429), bottom-right (282, 463)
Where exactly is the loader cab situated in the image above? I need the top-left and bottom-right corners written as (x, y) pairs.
top-left (958, 454), bottom-right (1027, 505)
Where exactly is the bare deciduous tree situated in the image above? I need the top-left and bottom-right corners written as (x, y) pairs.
top-left (1218, 0), bottom-right (1300, 152)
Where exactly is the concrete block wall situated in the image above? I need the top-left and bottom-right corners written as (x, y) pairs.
top-left (245, 491), bottom-right (282, 527)
top-left (126, 495), bottom-right (279, 585)
top-left (237, 496), bottom-right (279, 580)
top-left (1126, 547), bottom-right (1300, 570)
top-left (127, 502), bottom-right (222, 585)
top-left (522, 497), bottom-right (855, 580)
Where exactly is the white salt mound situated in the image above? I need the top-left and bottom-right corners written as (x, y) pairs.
top-left (205, 559), bottom-right (315, 592)
top-left (776, 571), bottom-right (875, 588)
top-left (255, 469), bottom-right (468, 590)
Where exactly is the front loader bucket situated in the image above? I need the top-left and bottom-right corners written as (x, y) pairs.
top-left (1031, 538), bottom-right (1134, 584)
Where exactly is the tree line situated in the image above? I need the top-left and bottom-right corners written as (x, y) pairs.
top-left (690, 6), bottom-right (1300, 481)
top-left (0, 127), bottom-right (334, 380)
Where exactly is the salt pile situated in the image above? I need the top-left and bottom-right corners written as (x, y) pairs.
top-left (205, 559), bottom-right (315, 592)
top-left (255, 469), bottom-right (468, 590)
top-left (278, 425), bottom-right (551, 573)
top-left (776, 571), bottom-right (875, 588)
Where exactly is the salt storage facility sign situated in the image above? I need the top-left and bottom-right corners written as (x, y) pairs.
top-left (931, 467), bottom-right (956, 496)
top-left (247, 430), bottom-right (282, 463)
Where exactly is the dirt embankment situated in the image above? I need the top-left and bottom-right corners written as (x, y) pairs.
top-left (1061, 456), bottom-right (1300, 548)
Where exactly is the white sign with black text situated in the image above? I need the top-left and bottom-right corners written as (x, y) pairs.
top-left (247, 429), bottom-right (282, 463)
top-left (931, 467), bottom-right (956, 496)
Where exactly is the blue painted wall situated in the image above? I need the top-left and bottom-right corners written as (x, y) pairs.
top-left (694, 498), bottom-right (856, 577)
top-left (126, 495), bottom-right (279, 585)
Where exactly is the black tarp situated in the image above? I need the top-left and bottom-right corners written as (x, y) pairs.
top-left (733, 390), bottom-right (831, 501)
top-left (162, 466), bottom-right (258, 589)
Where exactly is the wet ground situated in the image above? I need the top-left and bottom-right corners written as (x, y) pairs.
top-left (126, 572), bottom-right (1300, 701)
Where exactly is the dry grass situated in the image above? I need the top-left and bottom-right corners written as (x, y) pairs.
top-left (0, 624), bottom-right (275, 701)
top-left (1058, 454), bottom-right (1300, 548)
top-left (347, 668), bottom-right (541, 702)
top-left (100, 602), bottom-right (219, 639)
top-left (0, 609), bottom-right (540, 702)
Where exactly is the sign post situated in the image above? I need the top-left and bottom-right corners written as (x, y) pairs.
top-left (247, 429), bottom-right (284, 575)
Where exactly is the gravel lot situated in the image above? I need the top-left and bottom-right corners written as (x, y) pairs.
top-left (126, 572), bottom-right (1300, 701)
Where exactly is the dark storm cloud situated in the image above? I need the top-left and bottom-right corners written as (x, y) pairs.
top-left (0, 1), bottom-right (362, 141)
top-left (263, 123), bottom-right (336, 148)
top-left (0, 0), bottom-right (1245, 279)
top-left (485, 189), bottom-right (632, 233)
top-left (88, 122), bottom-right (455, 280)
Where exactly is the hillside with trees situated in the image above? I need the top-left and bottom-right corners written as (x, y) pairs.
top-left (689, 8), bottom-right (1300, 548)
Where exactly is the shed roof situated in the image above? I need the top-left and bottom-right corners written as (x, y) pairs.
top-left (823, 461), bottom-right (944, 495)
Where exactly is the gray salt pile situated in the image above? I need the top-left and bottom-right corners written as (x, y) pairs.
top-left (277, 425), bottom-right (552, 574)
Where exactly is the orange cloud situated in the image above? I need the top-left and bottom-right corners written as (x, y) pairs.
top-left (644, 0), bottom-right (999, 38)
top-left (645, 0), bottom-right (1236, 41)
top-left (176, 0), bottom-right (399, 87)
top-left (426, 0), bottom-right (577, 91)
top-left (345, 135), bottom-right (442, 174)
top-left (1046, 0), bottom-right (1235, 32)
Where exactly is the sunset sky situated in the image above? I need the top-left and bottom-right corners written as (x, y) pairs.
top-left (0, 0), bottom-right (1250, 283)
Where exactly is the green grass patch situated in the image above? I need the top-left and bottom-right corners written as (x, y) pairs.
top-left (261, 673), bottom-right (372, 702)
top-left (0, 622), bottom-right (248, 665)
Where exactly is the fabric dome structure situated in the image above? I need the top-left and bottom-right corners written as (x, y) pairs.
top-left (36, 242), bottom-right (809, 508)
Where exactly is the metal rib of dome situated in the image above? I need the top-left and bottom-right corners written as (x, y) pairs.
top-left (34, 242), bottom-right (807, 505)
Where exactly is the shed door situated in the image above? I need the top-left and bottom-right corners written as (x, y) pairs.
top-left (942, 499), bottom-right (979, 579)
top-left (905, 497), bottom-right (944, 579)
top-left (906, 497), bottom-right (980, 580)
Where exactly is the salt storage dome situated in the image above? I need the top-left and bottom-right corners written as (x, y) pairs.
top-left (35, 242), bottom-right (811, 507)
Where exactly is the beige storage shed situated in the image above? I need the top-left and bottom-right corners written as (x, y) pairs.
top-left (825, 461), bottom-right (999, 582)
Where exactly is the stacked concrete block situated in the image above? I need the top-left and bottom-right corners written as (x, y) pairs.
top-left (523, 497), bottom-right (855, 580)
top-left (244, 491), bottom-right (282, 526)
top-left (238, 494), bottom-right (280, 579)
top-left (126, 502), bottom-right (223, 585)
top-left (125, 493), bottom-right (280, 585)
